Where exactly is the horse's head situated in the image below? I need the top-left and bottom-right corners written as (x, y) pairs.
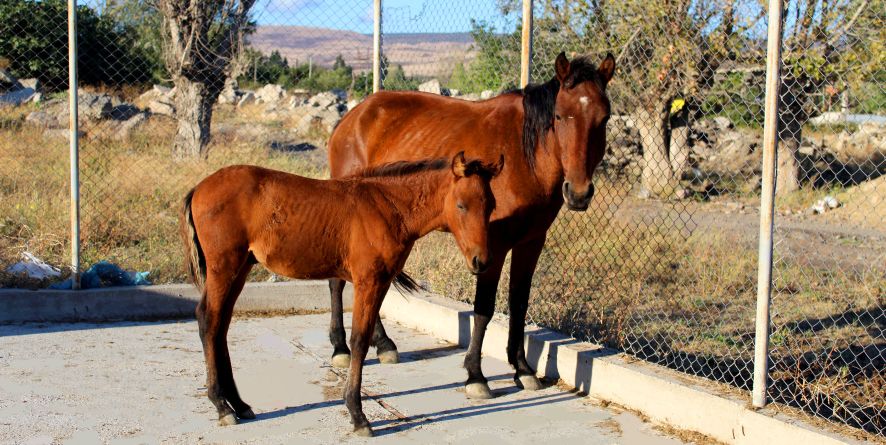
top-left (444, 151), bottom-right (503, 275)
top-left (551, 52), bottom-right (615, 211)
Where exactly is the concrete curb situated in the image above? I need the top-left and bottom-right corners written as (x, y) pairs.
top-left (0, 281), bottom-right (352, 323)
top-left (379, 290), bottom-right (862, 445)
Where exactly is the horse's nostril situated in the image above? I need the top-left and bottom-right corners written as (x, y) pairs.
top-left (472, 256), bottom-right (480, 270)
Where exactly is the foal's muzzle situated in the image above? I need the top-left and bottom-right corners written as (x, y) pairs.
top-left (563, 181), bottom-right (594, 211)
top-left (470, 255), bottom-right (489, 275)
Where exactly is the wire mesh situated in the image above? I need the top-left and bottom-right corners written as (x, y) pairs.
top-left (0, 0), bottom-right (882, 438)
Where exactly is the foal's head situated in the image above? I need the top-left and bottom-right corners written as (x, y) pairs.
top-left (444, 152), bottom-right (504, 275)
top-left (541, 52), bottom-right (615, 211)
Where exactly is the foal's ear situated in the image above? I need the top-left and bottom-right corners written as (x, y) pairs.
top-left (452, 151), bottom-right (468, 178)
top-left (487, 154), bottom-right (504, 177)
top-left (555, 52), bottom-right (570, 84)
top-left (598, 53), bottom-right (616, 84)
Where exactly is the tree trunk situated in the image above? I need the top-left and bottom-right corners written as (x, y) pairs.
top-left (670, 105), bottom-right (690, 179)
top-left (637, 104), bottom-right (679, 197)
top-left (172, 77), bottom-right (220, 159)
top-left (775, 83), bottom-right (805, 195)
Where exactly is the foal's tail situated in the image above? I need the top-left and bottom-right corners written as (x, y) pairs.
top-left (180, 188), bottom-right (206, 293)
top-left (392, 271), bottom-right (422, 295)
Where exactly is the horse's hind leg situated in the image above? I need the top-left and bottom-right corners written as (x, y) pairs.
top-left (371, 318), bottom-right (398, 364)
top-left (197, 254), bottom-right (253, 426)
top-left (344, 281), bottom-right (387, 437)
top-left (328, 278), bottom-right (351, 368)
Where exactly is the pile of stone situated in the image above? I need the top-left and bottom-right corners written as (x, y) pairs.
top-left (0, 69), bottom-right (42, 107)
top-left (137, 85), bottom-right (176, 117)
top-left (25, 91), bottom-right (147, 140)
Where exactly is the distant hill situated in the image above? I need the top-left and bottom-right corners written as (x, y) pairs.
top-left (248, 26), bottom-right (476, 78)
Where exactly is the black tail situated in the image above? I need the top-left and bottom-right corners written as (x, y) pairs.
top-left (392, 271), bottom-right (422, 295)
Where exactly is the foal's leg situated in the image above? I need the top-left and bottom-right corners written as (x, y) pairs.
top-left (344, 281), bottom-right (387, 437)
top-left (328, 278), bottom-right (351, 368)
top-left (197, 256), bottom-right (253, 426)
top-left (507, 236), bottom-right (546, 391)
top-left (463, 253), bottom-right (506, 399)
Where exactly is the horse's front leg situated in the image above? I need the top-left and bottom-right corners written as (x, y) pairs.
top-left (463, 252), bottom-right (507, 399)
top-left (507, 236), bottom-right (546, 391)
top-left (344, 280), bottom-right (388, 437)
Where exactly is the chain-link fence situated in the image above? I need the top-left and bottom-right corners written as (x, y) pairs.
top-left (0, 0), bottom-right (882, 439)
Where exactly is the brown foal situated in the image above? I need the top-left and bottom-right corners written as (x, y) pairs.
top-left (181, 152), bottom-right (502, 436)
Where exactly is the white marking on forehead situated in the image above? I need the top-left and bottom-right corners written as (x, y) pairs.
top-left (579, 96), bottom-right (589, 108)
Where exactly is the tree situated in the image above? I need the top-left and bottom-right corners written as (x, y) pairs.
top-left (0, 0), bottom-right (157, 91)
top-left (155, 0), bottom-right (256, 159)
top-left (774, 0), bottom-right (878, 194)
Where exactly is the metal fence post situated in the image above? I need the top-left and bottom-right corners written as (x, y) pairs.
top-left (372, 0), bottom-right (382, 93)
top-left (68, 0), bottom-right (81, 290)
top-left (752, 0), bottom-right (785, 408)
top-left (520, 0), bottom-right (533, 87)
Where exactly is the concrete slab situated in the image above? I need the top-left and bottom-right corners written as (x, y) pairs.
top-left (0, 315), bottom-right (687, 445)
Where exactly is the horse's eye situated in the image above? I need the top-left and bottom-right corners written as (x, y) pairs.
top-left (555, 114), bottom-right (562, 121)
top-left (456, 202), bottom-right (467, 212)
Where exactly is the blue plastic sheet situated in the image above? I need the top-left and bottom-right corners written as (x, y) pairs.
top-left (49, 261), bottom-right (151, 289)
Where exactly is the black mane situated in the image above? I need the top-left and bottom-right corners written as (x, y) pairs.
top-left (513, 56), bottom-right (607, 169)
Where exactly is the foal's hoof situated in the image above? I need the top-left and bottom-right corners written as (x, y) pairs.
top-left (515, 374), bottom-right (543, 391)
top-left (377, 349), bottom-right (400, 364)
top-left (465, 382), bottom-right (494, 399)
top-left (353, 425), bottom-right (374, 437)
top-left (218, 413), bottom-right (238, 426)
top-left (331, 353), bottom-right (351, 369)
top-left (237, 407), bottom-right (256, 420)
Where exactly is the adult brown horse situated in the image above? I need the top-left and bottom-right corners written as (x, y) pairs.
top-left (326, 52), bottom-right (615, 399)
top-left (181, 153), bottom-right (502, 436)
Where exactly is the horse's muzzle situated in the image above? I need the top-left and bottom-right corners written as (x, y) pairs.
top-left (563, 181), bottom-right (594, 211)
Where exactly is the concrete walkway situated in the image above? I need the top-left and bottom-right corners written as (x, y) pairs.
top-left (0, 315), bottom-right (688, 444)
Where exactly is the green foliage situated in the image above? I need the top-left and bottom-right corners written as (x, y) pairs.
top-left (0, 0), bottom-right (160, 91)
top-left (701, 72), bottom-right (764, 128)
top-left (238, 50), bottom-right (360, 94)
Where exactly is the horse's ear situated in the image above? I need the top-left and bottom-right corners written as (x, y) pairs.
top-left (452, 151), bottom-right (467, 177)
top-left (555, 52), bottom-right (570, 84)
top-left (488, 154), bottom-right (504, 177)
top-left (598, 53), bottom-right (616, 84)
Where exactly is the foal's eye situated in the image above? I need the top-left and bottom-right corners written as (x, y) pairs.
top-left (555, 114), bottom-right (562, 121)
top-left (456, 202), bottom-right (467, 212)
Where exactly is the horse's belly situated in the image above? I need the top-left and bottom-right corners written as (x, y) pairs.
top-left (251, 237), bottom-right (345, 281)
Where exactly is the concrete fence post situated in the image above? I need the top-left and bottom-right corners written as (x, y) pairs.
top-left (372, 0), bottom-right (382, 93)
top-left (520, 0), bottom-right (533, 87)
top-left (68, 0), bottom-right (81, 290)
top-left (752, 0), bottom-right (785, 408)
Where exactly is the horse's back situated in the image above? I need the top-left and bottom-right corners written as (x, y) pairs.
top-left (329, 91), bottom-right (520, 178)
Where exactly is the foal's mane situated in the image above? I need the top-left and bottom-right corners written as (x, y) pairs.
top-left (350, 157), bottom-right (498, 180)
top-left (506, 55), bottom-right (607, 169)
top-left (351, 158), bottom-right (450, 178)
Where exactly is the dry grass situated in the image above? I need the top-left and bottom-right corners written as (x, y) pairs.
top-left (0, 104), bottom-right (326, 288)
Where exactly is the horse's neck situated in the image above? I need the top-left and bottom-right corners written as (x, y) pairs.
top-left (371, 172), bottom-right (449, 241)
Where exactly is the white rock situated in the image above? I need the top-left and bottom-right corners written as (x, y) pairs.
top-left (418, 79), bottom-right (444, 95)
top-left (480, 90), bottom-right (494, 100)
top-left (308, 91), bottom-right (338, 109)
top-left (237, 92), bottom-right (255, 107)
top-left (255, 84), bottom-right (286, 104)
top-left (347, 99), bottom-right (360, 111)
top-left (148, 100), bottom-right (175, 116)
top-left (0, 88), bottom-right (36, 106)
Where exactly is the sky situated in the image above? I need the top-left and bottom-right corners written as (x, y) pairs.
top-left (253, 0), bottom-right (518, 34)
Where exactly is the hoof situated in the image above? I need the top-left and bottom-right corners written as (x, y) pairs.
top-left (377, 350), bottom-right (399, 364)
top-left (515, 374), bottom-right (543, 391)
top-left (237, 407), bottom-right (256, 419)
top-left (465, 382), bottom-right (494, 399)
top-left (353, 425), bottom-right (374, 437)
top-left (218, 413), bottom-right (238, 426)
top-left (331, 353), bottom-right (351, 369)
